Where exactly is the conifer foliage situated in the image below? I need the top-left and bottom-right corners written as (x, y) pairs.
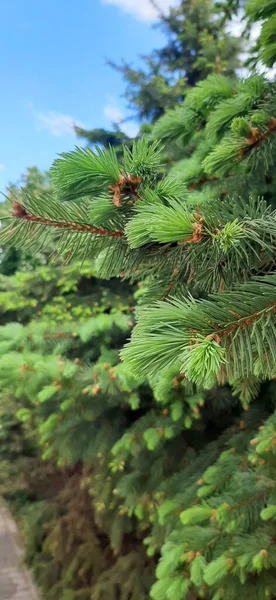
top-left (0, 260), bottom-right (155, 599)
top-left (2, 1), bottom-right (276, 599)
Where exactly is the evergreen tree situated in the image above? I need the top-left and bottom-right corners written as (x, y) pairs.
top-left (2, 1), bottom-right (276, 599)
top-left (113, 0), bottom-right (240, 121)
top-left (76, 0), bottom-right (241, 154)
top-left (75, 125), bottom-right (133, 152)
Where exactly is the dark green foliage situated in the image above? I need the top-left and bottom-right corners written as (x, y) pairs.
top-left (0, 257), bottom-right (157, 599)
top-left (111, 0), bottom-right (241, 123)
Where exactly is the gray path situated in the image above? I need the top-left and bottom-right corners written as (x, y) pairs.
top-left (0, 502), bottom-right (40, 600)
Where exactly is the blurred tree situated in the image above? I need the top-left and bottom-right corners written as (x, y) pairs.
top-left (76, 0), bottom-right (241, 153)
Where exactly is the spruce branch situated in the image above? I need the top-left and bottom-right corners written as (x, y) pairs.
top-left (11, 201), bottom-right (124, 239)
top-left (122, 275), bottom-right (276, 385)
top-left (204, 116), bottom-right (276, 176)
top-left (239, 117), bottom-right (276, 157)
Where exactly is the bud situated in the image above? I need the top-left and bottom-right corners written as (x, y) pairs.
top-left (186, 551), bottom-right (196, 562)
top-left (92, 384), bottom-right (100, 395)
top-left (226, 558), bottom-right (234, 569)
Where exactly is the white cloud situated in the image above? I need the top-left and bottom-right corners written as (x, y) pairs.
top-left (121, 121), bottom-right (140, 138)
top-left (35, 111), bottom-right (85, 137)
top-left (226, 10), bottom-right (261, 40)
top-left (102, 0), bottom-right (177, 22)
top-left (104, 100), bottom-right (139, 138)
top-left (0, 163), bottom-right (5, 171)
top-left (104, 104), bottom-right (124, 124)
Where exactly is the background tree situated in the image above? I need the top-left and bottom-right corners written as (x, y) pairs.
top-left (0, 246), bottom-right (157, 599)
top-left (76, 0), bottom-right (241, 154)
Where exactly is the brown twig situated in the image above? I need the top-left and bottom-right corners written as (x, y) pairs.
top-left (188, 176), bottom-right (219, 192)
top-left (240, 117), bottom-right (276, 157)
top-left (190, 302), bottom-right (276, 347)
top-left (222, 302), bottom-right (276, 338)
top-left (161, 266), bottom-right (181, 300)
top-left (11, 202), bottom-right (123, 238)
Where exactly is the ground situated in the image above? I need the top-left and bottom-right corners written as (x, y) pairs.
top-left (0, 502), bottom-right (40, 600)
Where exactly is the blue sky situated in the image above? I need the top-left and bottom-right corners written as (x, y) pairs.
top-left (0, 0), bottom-right (174, 191)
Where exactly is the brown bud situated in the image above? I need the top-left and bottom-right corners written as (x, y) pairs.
top-left (260, 549), bottom-right (268, 558)
top-left (186, 551), bottom-right (196, 562)
top-left (226, 558), bottom-right (233, 568)
top-left (250, 127), bottom-right (259, 139)
top-left (206, 333), bottom-right (221, 344)
top-left (92, 384), bottom-right (100, 395)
